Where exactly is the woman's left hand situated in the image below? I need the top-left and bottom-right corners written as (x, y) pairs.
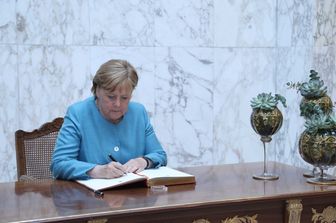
top-left (123, 157), bottom-right (147, 173)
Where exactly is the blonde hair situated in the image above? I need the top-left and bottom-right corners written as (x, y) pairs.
top-left (91, 59), bottom-right (138, 97)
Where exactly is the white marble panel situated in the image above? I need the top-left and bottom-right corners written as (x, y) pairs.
top-left (314, 0), bottom-right (336, 46)
top-left (155, 47), bottom-right (213, 167)
top-left (0, 46), bottom-right (18, 182)
top-left (16, 0), bottom-right (90, 44)
top-left (312, 46), bottom-right (336, 97)
top-left (0, 0), bottom-right (16, 44)
top-left (214, 48), bottom-right (277, 164)
top-left (214, 0), bottom-right (276, 47)
top-left (18, 46), bottom-right (91, 130)
top-left (274, 47), bottom-right (314, 169)
top-left (90, 0), bottom-right (155, 46)
top-left (277, 0), bottom-right (315, 47)
top-left (154, 0), bottom-right (213, 47)
top-left (90, 47), bottom-right (156, 115)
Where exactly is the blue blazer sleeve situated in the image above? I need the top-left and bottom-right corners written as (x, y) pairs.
top-left (142, 107), bottom-right (167, 168)
top-left (50, 106), bottom-right (96, 180)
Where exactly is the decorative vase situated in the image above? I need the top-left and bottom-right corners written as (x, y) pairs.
top-left (299, 95), bottom-right (333, 177)
top-left (299, 128), bottom-right (336, 185)
top-left (250, 107), bottom-right (283, 180)
top-left (251, 107), bottom-right (283, 137)
top-left (300, 95), bottom-right (333, 117)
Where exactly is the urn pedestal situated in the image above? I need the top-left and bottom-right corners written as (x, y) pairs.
top-left (250, 107), bottom-right (283, 180)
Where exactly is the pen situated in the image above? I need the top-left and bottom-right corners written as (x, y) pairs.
top-left (109, 154), bottom-right (116, 162)
top-left (94, 190), bottom-right (104, 197)
top-left (109, 154), bottom-right (127, 175)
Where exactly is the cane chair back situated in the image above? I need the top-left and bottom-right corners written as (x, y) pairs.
top-left (15, 117), bottom-right (63, 181)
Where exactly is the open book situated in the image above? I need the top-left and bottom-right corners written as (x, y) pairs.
top-left (76, 166), bottom-right (196, 192)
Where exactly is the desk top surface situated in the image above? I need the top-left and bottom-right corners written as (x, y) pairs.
top-left (1, 162), bottom-right (336, 222)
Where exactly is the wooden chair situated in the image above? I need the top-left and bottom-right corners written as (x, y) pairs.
top-left (15, 117), bottom-right (64, 181)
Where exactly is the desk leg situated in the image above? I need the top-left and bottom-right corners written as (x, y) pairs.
top-left (87, 218), bottom-right (108, 223)
top-left (286, 199), bottom-right (303, 223)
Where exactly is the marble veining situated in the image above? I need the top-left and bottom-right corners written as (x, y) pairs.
top-left (16, 0), bottom-right (90, 45)
top-left (277, 0), bottom-right (315, 47)
top-left (17, 45), bottom-right (92, 129)
top-left (155, 0), bottom-right (213, 47)
top-left (0, 0), bottom-right (16, 44)
top-left (155, 47), bottom-right (214, 166)
top-left (274, 46), bottom-right (314, 169)
top-left (0, 45), bottom-right (18, 182)
top-left (91, 0), bottom-right (155, 46)
top-left (215, 0), bottom-right (276, 47)
top-left (314, 0), bottom-right (336, 46)
top-left (214, 48), bottom-right (277, 164)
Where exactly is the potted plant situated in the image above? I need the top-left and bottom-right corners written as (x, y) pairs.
top-left (288, 69), bottom-right (336, 183)
top-left (287, 70), bottom-right (333, 118)
top-left (250, 92), bottom-right (287, 180)
top-left (299, 108), bottom-right (336, 184)
top-left (250, 92), bottom-right (287, 142)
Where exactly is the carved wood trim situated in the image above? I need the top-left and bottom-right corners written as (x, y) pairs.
top-left (312, 206), bottom-right (336, 223)
top-left (193, 215), bottom-right (258, 223)
top-left (193, 219), bottom-right (211, 223)
top-left (221, 214), bottom-right (258, 223)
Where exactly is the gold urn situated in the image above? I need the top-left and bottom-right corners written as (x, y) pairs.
top-left (250, 107), bottom-right (283, 141)
top-left (300, 95), bottom-right (333, 117)
top-left (299, 128), bottom-right (336, 168)
top-left (299, 128), bottom-right (336, 184)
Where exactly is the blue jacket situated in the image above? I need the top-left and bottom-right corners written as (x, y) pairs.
top-left (51, 97), bottom-right (167, 180)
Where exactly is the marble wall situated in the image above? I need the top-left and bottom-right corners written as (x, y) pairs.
top-left (0, 0), bottom-right (335, 182)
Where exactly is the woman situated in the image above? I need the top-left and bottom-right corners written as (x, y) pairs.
top-left (51, 59), bottom-right (167, 180)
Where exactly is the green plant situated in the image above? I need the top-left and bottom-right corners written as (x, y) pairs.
top-left (287, 70), bottom-right (327, 99)
top-left (302, 102), bottom-right (336, 134)
top-left (299, 101), bottom-right (323, 118)
top-left (287, 69), bottom-right (333, 120)
top-left (250, 93), bottom-right (287, 111)
top-left (304, 112), bottom-right (336, 134)
top-left (330, 113), bottom-right (336, 124)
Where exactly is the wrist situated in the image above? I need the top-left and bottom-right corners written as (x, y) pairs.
top-left (142, 157), bottom-right (152, 169)
top-left (87, 165), bottom-right (103, 178)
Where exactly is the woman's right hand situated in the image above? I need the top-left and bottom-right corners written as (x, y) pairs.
top-left (87, 162), bottom-right (126, 179)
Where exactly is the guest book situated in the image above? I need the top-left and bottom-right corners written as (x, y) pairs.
top-left (76, 166), bottom-right (196, 192)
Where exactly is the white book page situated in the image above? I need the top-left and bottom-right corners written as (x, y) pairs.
top-left (77, 172), bottom-right (145, 191)
top-left (139, 166), bottom-right (193, 179)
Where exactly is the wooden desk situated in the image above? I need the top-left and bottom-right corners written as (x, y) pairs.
top-left (1, 162), bottom-right (336, 223)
